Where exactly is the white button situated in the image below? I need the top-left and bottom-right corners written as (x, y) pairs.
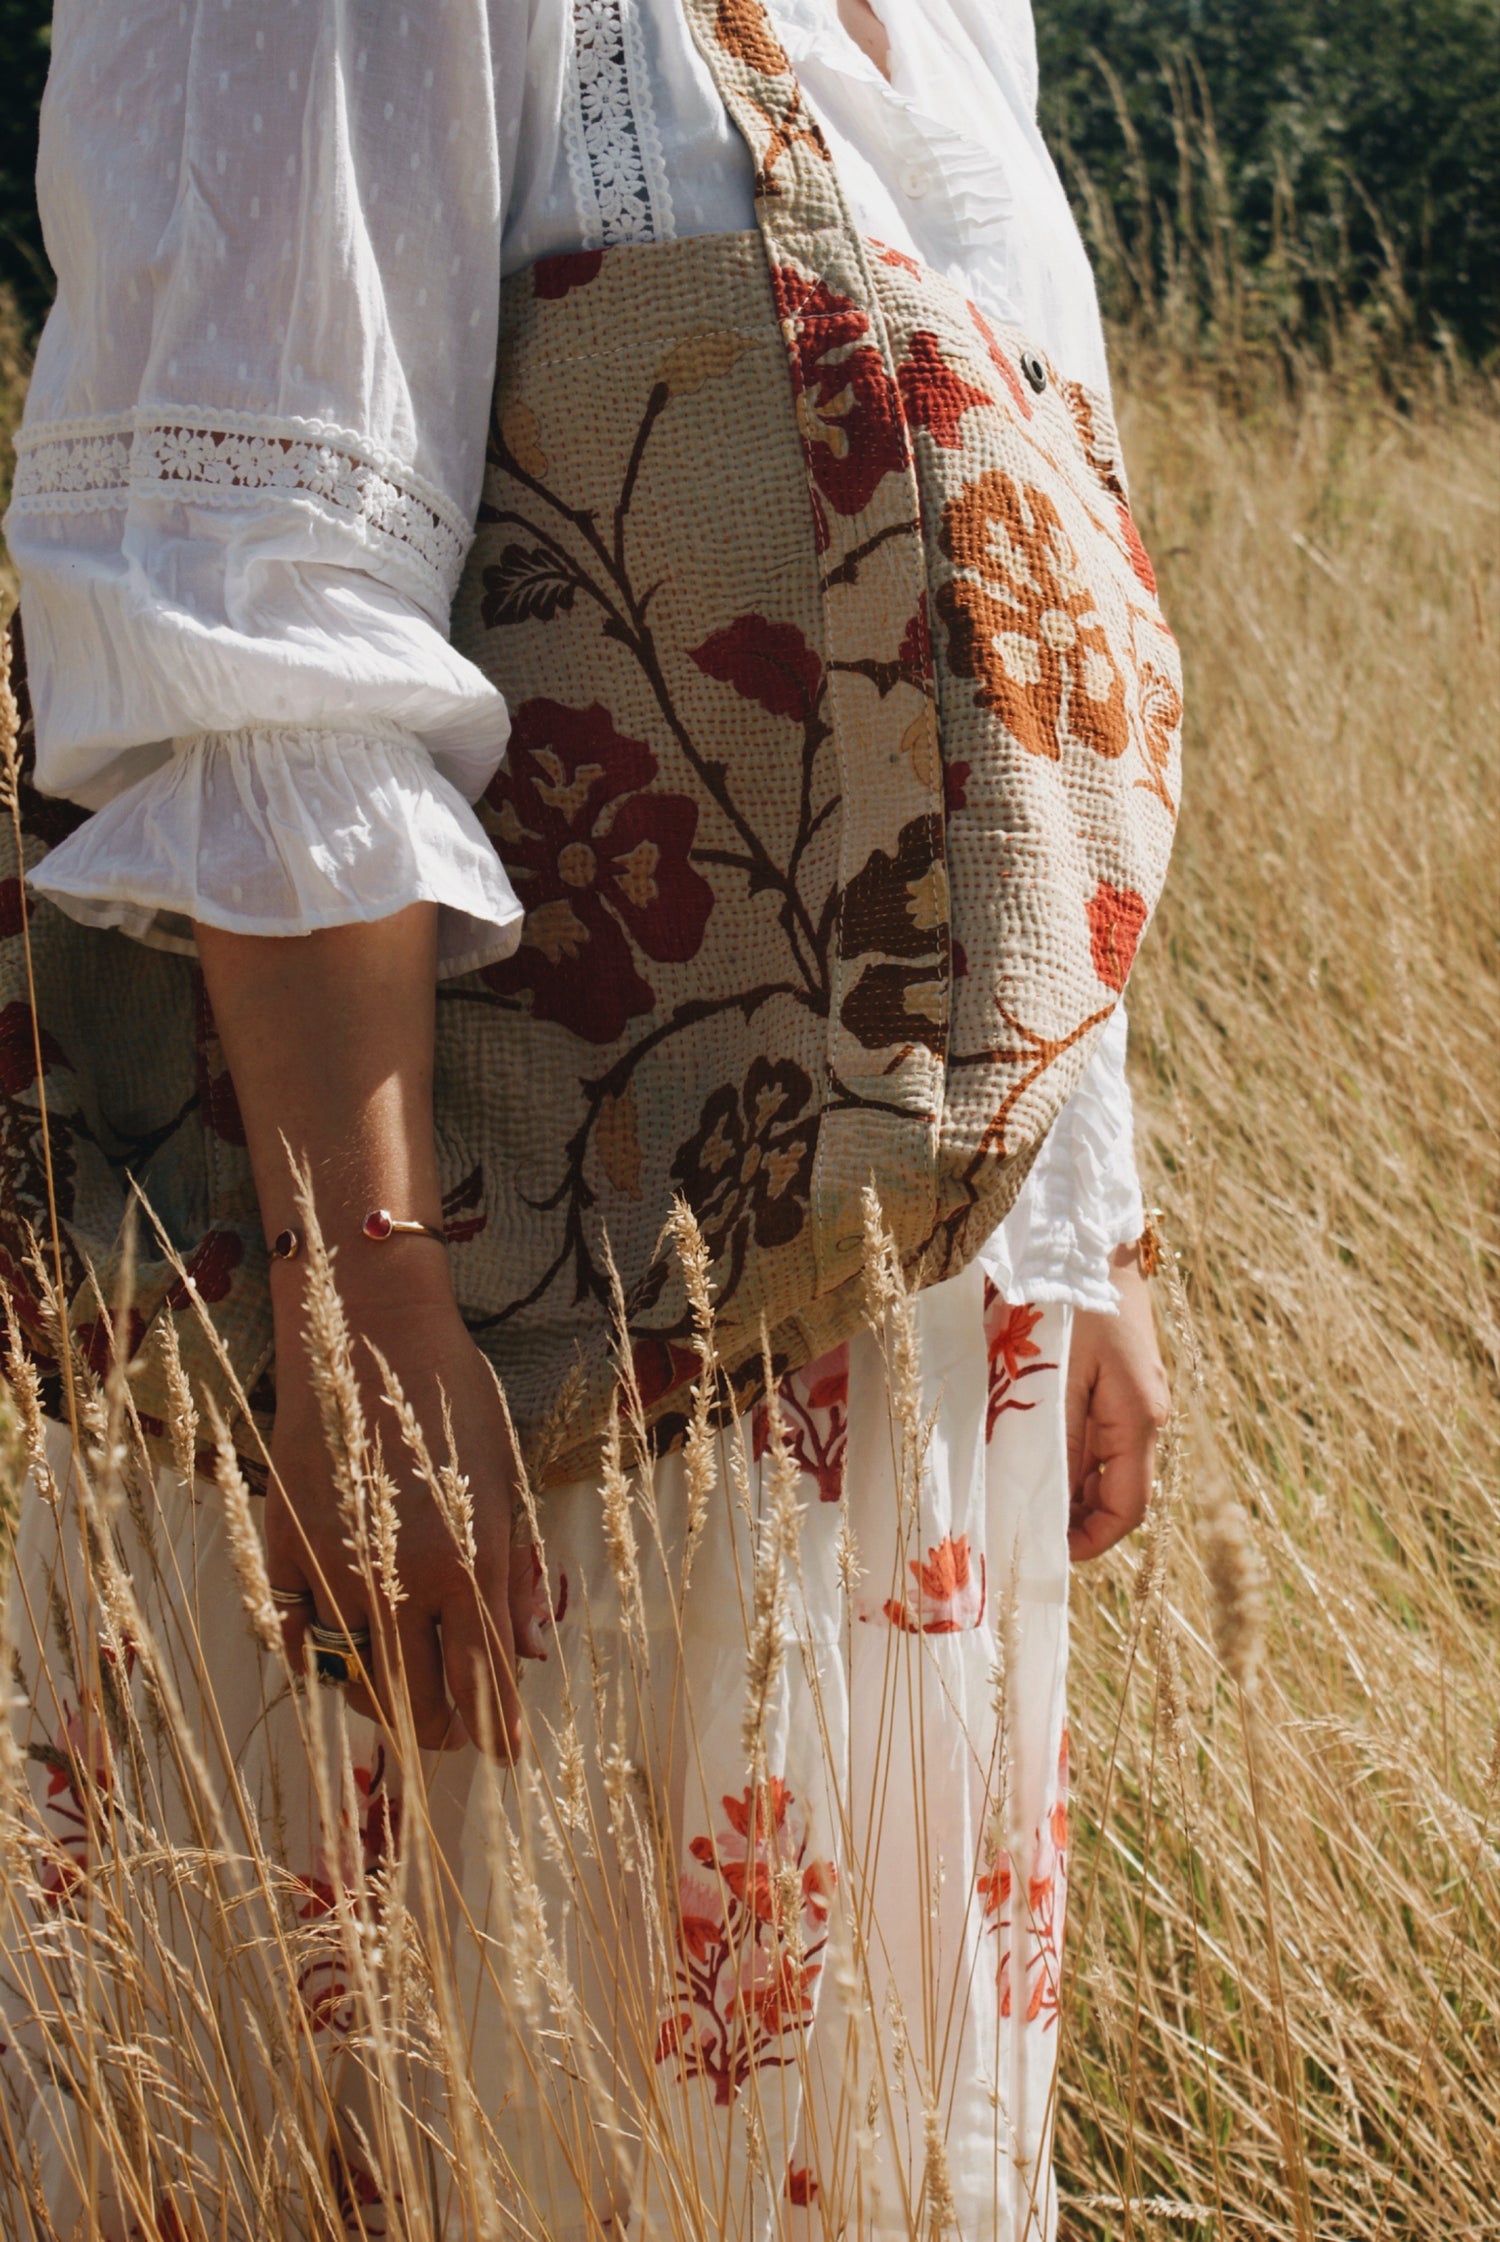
top-left (902, 161), bottom-right (933, 199)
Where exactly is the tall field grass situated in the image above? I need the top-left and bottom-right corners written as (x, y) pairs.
top-left (1058, 358), bottom-right (1500, 2236)
top-left (0, 287), bottom-right (1497, 2235)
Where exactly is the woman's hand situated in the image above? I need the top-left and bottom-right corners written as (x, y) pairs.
top-left (193, 905), bottom-right (539, 1757)
top-left (1065, 1243), bottom-right (1172, 1562)
top-left (267, 1280), bottom-right (543, 1755)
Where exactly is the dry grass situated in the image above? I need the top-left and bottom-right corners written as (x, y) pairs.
top-left (1056, 362), bottom-right (1500, 2237)
top-left (1, 309), bottom-right (1497, 2236)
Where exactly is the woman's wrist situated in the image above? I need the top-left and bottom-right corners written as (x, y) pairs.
top-left (269, 1235), bottom-right (457, 1330)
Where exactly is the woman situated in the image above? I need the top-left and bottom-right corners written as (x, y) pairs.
top-left (2, 1), bottom-right (1172, 2233)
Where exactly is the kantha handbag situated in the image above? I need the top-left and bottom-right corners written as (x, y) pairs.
top-left (0, 0), bottom-right (1180, 1484)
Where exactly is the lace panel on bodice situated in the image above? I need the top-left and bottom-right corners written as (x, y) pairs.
top-left (567, 0), bottom-right (676, 248)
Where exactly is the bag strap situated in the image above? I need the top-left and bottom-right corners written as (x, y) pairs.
top-left (676, 0), bottom-right (949, 1288)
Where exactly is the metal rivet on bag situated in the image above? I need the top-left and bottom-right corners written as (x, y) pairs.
top-left (1021, 350), bottom-right (1048, 395)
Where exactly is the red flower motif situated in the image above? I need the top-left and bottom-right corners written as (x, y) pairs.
top-left (0, 877), bottom-right (33, 939)
top-left (141, 2195), bottom-right (196, 2242)
top-left (77, 1308), bottom-right (149, 1379)
top-left (691, 613), bottom-right (824, 723)
top-left (291, 1752), bottom-right (400, 2037)
top-left (631, 1333), bottom-right (702, 1413)
top-left (772, 267), bottom-right (907, 521)
top-left (0, 998), bottom-right (66, 1096)
top-left (1117, 501), bottom-right (1158, 594)
top-left (482, 699), bottom-right (714, 1045)
top-left (967, 301), bottom-right (1034, 420)
top-left (896, 328), bottom-right (994, 450)
top-left (870, 237), bottom-right (923, 278)
top-left (165, 1229), bottom-right (244, 1312)
top-left (1086, 879), bottom-right (1148, 993)
top-left (785, 2164), bottom-right (820, 2206)
top-left (754, 1340), bottom-right (849, 1502)
top-left (532, 249), bottom-right (604, 299)
top-left (441, 1164), bottom-right (488, 1245)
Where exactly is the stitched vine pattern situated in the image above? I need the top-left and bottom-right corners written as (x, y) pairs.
top-left (441, 224), bottom-right (1177, 1470)
top-left (452, 258), bottom-right (939, 1381)
top-left (0, 0), bottom-right (1178, 1487)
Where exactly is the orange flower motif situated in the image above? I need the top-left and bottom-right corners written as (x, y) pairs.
top-left (936, 468), bottom-right (1129, 762)
top-left (982, 1287), bottom-right (1055, 1439)
top-left (989, 1298), bottom-right (1044, 1385)
top-left (979, 1727), bottom-right (1069, 2028)
top-left (881, 1532), bottom-right (987, 1633)
top-left (662, 1776), bottom-right (835, 2106)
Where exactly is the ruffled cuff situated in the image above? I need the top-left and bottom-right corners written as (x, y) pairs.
top-left (976, 1005), bottom-right (1145, 1314)
top-left (24, 725), bottom-right (524, 980)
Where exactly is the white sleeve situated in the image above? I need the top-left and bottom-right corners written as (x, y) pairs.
top-left (976, 1005), bottom-right (1146, 1314)
top-left (6, 0), bottom-right (524, 978)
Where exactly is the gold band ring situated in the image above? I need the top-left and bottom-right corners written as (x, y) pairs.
top-left (307, 1619), bottom-right (374, 1689)
top-left (270, 1585), bottom-right (315, 1609)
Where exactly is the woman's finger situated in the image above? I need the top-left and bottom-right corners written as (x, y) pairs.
top-left (385, 1608), bottom-right (465, 1753)
top-left (265, 1495), bottom-right (318, 1674)
top-left (508, 1538), bottom-right (549, 1663)
top-left (442, 1571), bottom-right (521, 1759)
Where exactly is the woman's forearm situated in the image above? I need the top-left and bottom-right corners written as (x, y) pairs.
top-left (194, 904), bottom-right (449, 1302)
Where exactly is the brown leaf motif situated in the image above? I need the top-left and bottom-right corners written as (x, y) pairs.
top-left (840, 962), bottom-right (947, 1053)
top-left (670, 1057), bottom-right (818, 1275)
top-left (481, 544), bottom-right (578, 629)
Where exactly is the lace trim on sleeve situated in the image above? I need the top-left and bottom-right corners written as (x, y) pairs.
top-left (9, 409), bottom-right (471, 614)
top-left (567, 0), bottom-right (676, 250)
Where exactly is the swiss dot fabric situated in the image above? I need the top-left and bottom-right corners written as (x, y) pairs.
top-left (7, 0), bottom-right (1143, 1302)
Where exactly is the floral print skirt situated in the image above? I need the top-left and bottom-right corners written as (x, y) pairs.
top-left (0, 1263), bottom-right (1071, 2241)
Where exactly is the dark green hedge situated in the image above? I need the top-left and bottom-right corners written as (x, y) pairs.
top-left (2, 3), bottom-right (1497, 356)
top-left (0, 1), bottom-right (51, 330)
top-left (1037, 0), bottom-right (1500, 357)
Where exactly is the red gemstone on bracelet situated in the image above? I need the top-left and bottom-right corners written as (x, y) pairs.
top-left (362, 1208), bottom-right (394, 1241)
top-left (269, 1228), bottom-right (301, 1262)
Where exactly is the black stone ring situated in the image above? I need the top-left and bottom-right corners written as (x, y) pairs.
top-left (307, 1619), bottom-right (373, 1688)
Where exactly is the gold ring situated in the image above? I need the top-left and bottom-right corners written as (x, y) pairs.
top-left (270, 1585), bottom-right (314, 1609)
top-left (307, 1619), bottom-right (374, 1689)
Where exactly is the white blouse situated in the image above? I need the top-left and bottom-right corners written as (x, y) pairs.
top-left (6, 0), bottom-right (1143, 1309)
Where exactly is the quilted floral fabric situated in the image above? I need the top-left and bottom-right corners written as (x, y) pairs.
top-left (0, 0), bottom-right (1179, 1482)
